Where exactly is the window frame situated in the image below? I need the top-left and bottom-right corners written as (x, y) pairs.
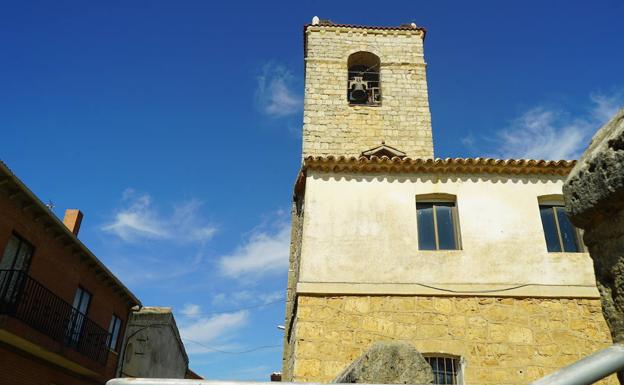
top-left (537, 199), bottom-right (585, 253)
top-left (68, 286), bottom-right (92, 345)
top-left (423, 354), bottom-right (464, 385)
top-left (0, 232), bottom-right (35, 272)
top-left (107, 314), bottom-right (123, 352)
top-left (416, 194), bottom-right (462, 251)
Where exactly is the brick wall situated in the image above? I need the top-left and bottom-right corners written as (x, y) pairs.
top-left (0, 344), bottom-right (100, 385)
top-left (0, 190), bottom-right (134, 382)
top-left (287, 294), bottom-right (616, 385)
top-left (302, 26), bottom-right (434, 159)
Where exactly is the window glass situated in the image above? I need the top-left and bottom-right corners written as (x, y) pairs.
top-left (417, 203), bottom-right (436, 250)
top-left (73, 288), bottom-right (91, 314)
top-left (0, 233), bottom-right (33, 270)
top-left (556, 207), bottom-right (581, 252)
top-left (417, 200), bottom-right (460, 251)
top-left (69, 287), bottom-right (91, 345)
top-left (0, 236), bottom-right (20, 269)
top-left (436, 204), bottom-right (457, 250)
top-left (539, 204), bottom-right (583, 253)
top-left (108, 315), bottom-right (122, 351)
top-left (539, 206), bottom-right (561, 252)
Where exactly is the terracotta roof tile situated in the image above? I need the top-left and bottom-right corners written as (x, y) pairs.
top-left (302, 156), bottom-right (576, 175)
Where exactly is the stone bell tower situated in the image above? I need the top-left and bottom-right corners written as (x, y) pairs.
top-left (302, 19), bottom-right (434, 158)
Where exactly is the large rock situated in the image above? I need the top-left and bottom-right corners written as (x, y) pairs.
top-left (563, 107), bottom-right (624, 384)
top-left (332, 341), bottom-right (433, 384)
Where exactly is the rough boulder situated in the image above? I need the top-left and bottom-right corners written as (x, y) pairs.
top-left (332, 341), bottom-right (433, 384)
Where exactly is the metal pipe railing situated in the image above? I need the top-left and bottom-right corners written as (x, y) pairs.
top-left (0, 269), bottom-right (111, 364)
top-left (528, 344), bottom-right (624, 385)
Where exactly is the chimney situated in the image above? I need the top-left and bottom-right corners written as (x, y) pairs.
top-left (63, 209), bottom-right (83, 236)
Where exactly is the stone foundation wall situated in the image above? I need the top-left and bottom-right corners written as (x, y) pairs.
top-left (287, 294), bottom-right (616, 384)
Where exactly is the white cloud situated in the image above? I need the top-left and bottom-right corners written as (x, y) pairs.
top-left (102, 190), bottom-right (217, 243)
top-left (590, 93), bottom-right (622, 123)
top-left (218, 221), bottom-right (290, 280)
top-left (258, 290), bottom-right (284, 303)
top-left (255, 64), bottom-right (302, 117)
top-left (494, 108), bottom-right (589, 159)
top-left (179, 311), bottom-right (249, 354)
top-left (478, 92), bottom-right (623, 160)
top-left (181, 303), bottom-right (202, 318)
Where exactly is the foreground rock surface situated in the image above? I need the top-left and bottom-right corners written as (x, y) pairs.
top-left (564, 107), bottom-right (624, 384)
top-left (332, 341), bottom-right (433, 384)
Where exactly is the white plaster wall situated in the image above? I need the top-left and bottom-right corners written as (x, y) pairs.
top-left (299, 171), bottom-right (597, 290)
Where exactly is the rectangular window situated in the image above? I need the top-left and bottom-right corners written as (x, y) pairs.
top-left (417, 202), bottom-right (460, 250)
top-left (0, 233), bottom-right (34, 304)
top-left (68, 287), bottom-right (91, 345)
top-left (539, 205), bottom-right (583, 252)
top-left (108, 314), bottom-right (122, 351)
top-left (425, 355), bottom-right (462, 385)
top-left (0, 233), bottom-right (34, 271)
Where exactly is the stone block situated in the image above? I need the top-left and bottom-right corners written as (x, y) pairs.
top-left (332, 341), bottom-right (433, 384)
top-left (563, 108), bottom-right (624, 385)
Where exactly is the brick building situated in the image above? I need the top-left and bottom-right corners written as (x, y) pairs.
top-left (282, 19), bottom-right (615, 385)
top-left (0, 160), bottom-right (141, 385)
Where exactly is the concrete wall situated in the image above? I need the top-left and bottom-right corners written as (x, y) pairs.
top-left (303, 25), bottom-right (433, 158)
top-left (118, 308), bottom-right (188, 379)
top-left (298, 170), bottom-right (598, 298)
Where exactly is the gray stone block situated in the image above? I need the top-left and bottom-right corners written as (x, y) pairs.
top-left (564, 107), bottom-right (624, 385)
top-left (332, 341), bottom-right (433, 384)
top-left (564, 107), bottom-right (624, 229)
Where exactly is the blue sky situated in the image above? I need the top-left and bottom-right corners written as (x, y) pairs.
top-left (1, 0), bottom-right (623, 380)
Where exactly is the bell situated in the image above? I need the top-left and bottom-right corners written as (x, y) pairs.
top-left (350, 84), bottom-right (368, 102)
top-left (349, 76), bottom-right (369, 103)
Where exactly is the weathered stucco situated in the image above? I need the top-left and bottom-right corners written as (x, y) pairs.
top-left (117, 307), bottom-right (188, 379)
top-left (303, 25), bottom-right (433, 159)
top-left (298, 171), bottom-right (598, 296)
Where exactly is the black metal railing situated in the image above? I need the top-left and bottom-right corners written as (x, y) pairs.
top-left (0, 269), bottom-right (110, 365)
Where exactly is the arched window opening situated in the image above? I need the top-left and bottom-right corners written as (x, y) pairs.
top-left (347, 52), bottom-right (381, 106)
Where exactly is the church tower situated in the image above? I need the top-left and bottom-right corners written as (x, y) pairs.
top-left (302, 19), bottom-right (433, 158)
top-left (283, 18), bottom-right (614, 385)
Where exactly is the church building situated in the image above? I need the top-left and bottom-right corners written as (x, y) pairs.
top-left (281, 19), bottom-right (615, 385)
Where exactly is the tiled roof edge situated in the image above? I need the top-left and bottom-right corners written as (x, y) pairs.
top-left (302, 156), bottom-right (576, 175)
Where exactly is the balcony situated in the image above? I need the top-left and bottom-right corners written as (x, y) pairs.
top-left (0, 269), bottom-right (110, 365)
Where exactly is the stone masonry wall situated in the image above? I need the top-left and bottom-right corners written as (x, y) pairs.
top-left (289, 295), bottom-right (616, 385)
top-left (302, 26), bottom-right (434, 159)
top-left (281, 199), bottom-right (305, 380)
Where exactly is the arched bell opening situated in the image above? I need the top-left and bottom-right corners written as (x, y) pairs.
top-left (347, 51), bottom-right (381, 106)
